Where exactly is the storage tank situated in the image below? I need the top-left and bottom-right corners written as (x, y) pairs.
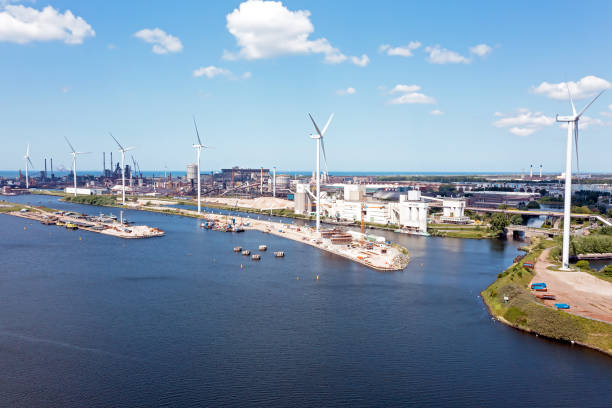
top-left (186, 163), bottom-right (198, 182)
top-left (276, 174), bottom-right (291, 189)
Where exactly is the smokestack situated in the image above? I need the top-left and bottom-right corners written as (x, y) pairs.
top-left (103, 152), bottom-right (106, 174)
top-left (273, 166), bottom-right (276, 197)
top-left (44, 158), bottom-right (47, 180)
top-left (110, 152), bottom-right (113, 173)
top-left (50, 158), bottom-right (54, 179)
top-left (260, 167), bottom-right (263, 195)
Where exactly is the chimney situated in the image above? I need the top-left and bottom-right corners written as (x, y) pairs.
top-left (44, 158), bottom-right (47, 180)
top-left (50, 158), bottom-right (54, 179)
top-left (103, 152), bottom-right (106, 174)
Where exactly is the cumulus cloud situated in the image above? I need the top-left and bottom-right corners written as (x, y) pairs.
top-left (134, 28), bottom-right (183, 54)
top-left (424, 45), bottom-right (470, 64)
top-left (424, 43), bottom-right (493, 64)
top-left (493, 109), bottom-right (555, 136)
top-left (336, 87), bottom-right (356, 95)
top-left (224, 0), bottom-right (365, 66)
top-left (389, 84), bottom-right (436, 104)
top-left (430, 109), bottom-right (444, 115)
top-left (469, 43), bottom-right (492, 57)
top-left (532, 75), bottom-right (611, 100)
top-left (0, 5), bottom-right (95, 44)
top-left (351, 54), bottom-right (369, 67)
top-left (192, 65), bottom-right (251, 80)
top-left (379, 41), bottom-right (421, 57)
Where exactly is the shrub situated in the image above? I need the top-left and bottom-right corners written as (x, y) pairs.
top-left (575, 260), bottom-right (590, 270)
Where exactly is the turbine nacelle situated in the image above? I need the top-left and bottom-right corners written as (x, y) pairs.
top-left (555, 115), bottom-right (576, 122)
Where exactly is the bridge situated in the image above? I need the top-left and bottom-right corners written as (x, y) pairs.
top-left (467, 206), bottom-right (612, 226)
top-left (505, 224), bottom-right (561, 239)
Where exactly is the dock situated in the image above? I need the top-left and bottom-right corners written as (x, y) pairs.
top-left (5, 207), bottom-right (164, 239)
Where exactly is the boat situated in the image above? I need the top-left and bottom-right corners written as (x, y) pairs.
top-left (40, 218), bottom-right (55, 225)
top-left (251, 254), bottom-right (261, 261)
top-left (258, 245), bottom-right (267, 251)
top-left (554, 303), bottom-right (570, 309)
top-left (274, 251), bottom-right (285, 258)
top-left (242, 249), bottom-right (251, 256)
top-left (233, 225), bottom-right (245, 233)
top-left (65, 223), bottom-right (78, 230)
top-left (56, 221), bottom-right (65, 227)
top-left (536, 294), bottom-right (556, 300)
top-left (233, 246), bottom-right (242, 252)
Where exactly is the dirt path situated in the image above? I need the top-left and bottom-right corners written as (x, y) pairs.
top-left (532, 248), bottom-right (612, 323)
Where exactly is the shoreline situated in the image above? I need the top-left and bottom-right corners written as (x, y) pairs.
top-left (481, 240), bottom-right (612, 357)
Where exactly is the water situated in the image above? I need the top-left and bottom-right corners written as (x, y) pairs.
top-left (1, 194), bottom-right (611, 407)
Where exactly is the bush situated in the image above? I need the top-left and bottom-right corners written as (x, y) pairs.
top-left (602, 265), bottom-right (612, 277)
top-left (575, 260), bottom-right (590, 270)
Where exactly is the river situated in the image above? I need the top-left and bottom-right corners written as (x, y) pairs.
top-left (1, 194), bottom-right (611, 407)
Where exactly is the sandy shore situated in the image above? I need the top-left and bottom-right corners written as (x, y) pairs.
top-left (201, 197), bottom-right (294, 210)
top-left (532, 248), bottom-right (612, 323)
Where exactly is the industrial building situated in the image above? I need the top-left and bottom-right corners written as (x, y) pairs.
top-left (466, 191), bottom-right (539, 208)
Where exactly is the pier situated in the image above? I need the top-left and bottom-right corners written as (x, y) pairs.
top-left (5, 206), bottom-right (164, 239)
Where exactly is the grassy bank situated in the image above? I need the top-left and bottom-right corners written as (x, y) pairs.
top-left (481, 239), bottom-right (612, 356)
top-left (428, 223), bottom-right (495, 239)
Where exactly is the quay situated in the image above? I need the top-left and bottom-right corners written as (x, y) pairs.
top-left (140, 204), bottom-right (409, 271)
top-left (5, 206), bottom-right (164, 239)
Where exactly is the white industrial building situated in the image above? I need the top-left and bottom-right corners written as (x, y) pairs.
top-left (294, 183), bottom-right (313, 215)
top-left (439, 199), bottom-right (470, 223)
top-left (64, 187), bottom-right (107, 195)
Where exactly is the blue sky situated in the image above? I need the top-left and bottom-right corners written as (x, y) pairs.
top-left (1, 0), bottom-right (612, 173)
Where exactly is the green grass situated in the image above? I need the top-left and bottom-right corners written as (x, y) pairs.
top-left (481, 238), bottom-right (612, 355)
top-left (428, 223), bottom-right (493, 239)
top-left (63, 195), bottom-right (119, 206)
top-left (0, 200), bottom-right (25, 213)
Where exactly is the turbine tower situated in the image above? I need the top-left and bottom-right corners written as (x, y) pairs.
top-left (192, 116), bottom-right (210, 214)
top-left (308, 112), bottom-right (334, 233)
top-left (555, 87), bottom-right (605, 270)
top-left (110, 133), bottom-right (135, 205)
top-left (65, 137), bottom-right (90, 196)
top-left (24, 144), bottom-right (33, 189)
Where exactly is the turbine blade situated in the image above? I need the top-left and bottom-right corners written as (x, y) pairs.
top-left (320, 137), bottom-right (329, 176)
top-left (26, 143), bottom-right (30, 156)
top-left (64, 136), bottom-right (76, 153)
top-left (566, 83), bottom-right (576, 116)
top-left (27, 157), bottom-right (34, 168)
top-left (577, 89), bottom-right (605, 118)
top-left (193, 116), bottom-right (203, 146)
top-left (124, 146), bottom-right (136, 152)
top-left (110, 132), bottom-right (125, 150)
top-left (76, 152), bottom-right (91, 155)
top-left (321, 113), bottom-right (334, 136)
top-left (308, 113), bottom-right (323, 137)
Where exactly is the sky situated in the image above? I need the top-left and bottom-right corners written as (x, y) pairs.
top-left (1, 0), bottom-right (612, 174)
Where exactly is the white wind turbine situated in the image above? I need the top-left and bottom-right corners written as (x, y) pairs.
top-left (308, 112), bottom-right (334, 233)
top-left (555, 87), bottom-right (605, 270)
top-left (65, 137), bottom-right (90, 196)
top-left (110, 133), bottom-right (135, 205)
top-left (24, 144), bottom-right (34, 189)
top-left (192, 116), bottom-right (210, 214)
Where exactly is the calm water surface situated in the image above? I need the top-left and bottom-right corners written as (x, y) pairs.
top-left (1, 194), bottom-right (611, 407)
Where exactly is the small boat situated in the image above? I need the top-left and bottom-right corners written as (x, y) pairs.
top-left (242, 249), bottom-right (251, 256)
top-left (41, 218), bottom-right (55, 225)
top-left (536, 294), bottom-right (556, 300)
top-left (535, 287), bottom-right (547, 292)
top-left (251, 254), bottom-right (261, 261)
top-left (258, 245), bottom-right (267, 251)
top-left (233, 225), bottom-right (245, 233)
top-left (554, 303), bottom-right (570, 309)
top-left (531, 283), bottom-right (547, 289)
top-left (56, 221), bottom-right (65, 227)
top-left (233, 246), bottom-right (242, 252)
top-left (65, 223), bottom-right (78, 230)
top-left (274, 251), bottom-right (285, 258)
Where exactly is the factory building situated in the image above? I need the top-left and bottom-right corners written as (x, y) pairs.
top-left (467, 191), bottom-right (539, 208)
top-left (186, 164), bottom-right (198, 183)
top-left (439, 199), bottom-right (470, 223)
top-left (389, 191), bottom-right (428, 233)
top-left (64, 187), bottom-right (107, 195)
top-left (294, 183), bottom-right (313, 215)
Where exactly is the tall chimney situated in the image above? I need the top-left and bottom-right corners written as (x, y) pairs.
top-left (103, 152), bottom-right (106, 174)
top-left (540, 164), bottom-right (543, 178)
top-left (44, 158), bottom-right (47, 180)
top-left (260, 167), bottom-right (263, 195)
top-left (50, 158), bottom-right (54, 179)
top-left (110, 152), bottom-right (113, 173)
top-left (273, 166), bottom-right (276, 197)
top-left (530, 164), bottom-right (533, 178)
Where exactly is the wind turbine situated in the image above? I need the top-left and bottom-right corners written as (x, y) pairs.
top-left (192, 116), bottom-right (210, 214)
top-left (24, 144), bottom-right (34, 189)
top-left (110, 133), bottom-right (135, 205)
top-left (555, 87), bottom-right (605, 270)
top-left (308, 112), bottom-right (334, 233)
top-left (65, 137), bottom-right (90, 196)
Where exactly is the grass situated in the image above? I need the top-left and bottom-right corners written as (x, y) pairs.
top-left (481, 238), bottom-right (612, 356)
top-left (0, 200), bottom-right (25, 213)
top-left (428, 223), bottom-right (494, 239)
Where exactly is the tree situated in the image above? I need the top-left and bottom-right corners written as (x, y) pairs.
top-left (489, 213), bottom-right (510, 233)
top-left (527, 201), bottom-right (540, 209)
top-left (509, 214), bottom-right (523, 225)
top-left (437, 183), bottom-right (457, 197)
top-left (608, 208), bottom-right (612, 218)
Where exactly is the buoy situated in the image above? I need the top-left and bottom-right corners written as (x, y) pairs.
top-left (296, 277), bottom-right (299, 280)
top-left (213, 258), bottom-right (216, 263)
top-left (79, 236), bottom-right (82, 240)
top-left (240, 264), bottom-right (243, 270)
top-left (316, 275), bottom-right (319, 280)
top-left (24, 227), bottom-right (26, 230)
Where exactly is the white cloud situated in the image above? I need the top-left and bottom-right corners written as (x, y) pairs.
top-left (0, 5), bottom-right (94, 44)
top-left (430, 109), bottom-right (444, 115)
top-left (424, 45), bottom-right (470, 64)
top-left (532, 75), bottom-right (611, 100)
top-left (193, 65), bottom-right (250, 80)
top-left (389, 84), bottom-right (436, 104)
top-left (134, 28), bottom-right (182, 54)
top-left (469, 43), bottom-right (492, 57)
top-left (509, 127), bottom-right (535, 137)
top-left (493, 109), bottom-right (555, 136)
top-left (60, 86), bottom-right (70, 94)
top-left (351, 54), bottom-right (369, 67)
top-left (336, 87), bottom-right (356, 95)
top-left (379, 41), bottom-right (421, 57)
top-left (224, 0), bottom-right (364, 66)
